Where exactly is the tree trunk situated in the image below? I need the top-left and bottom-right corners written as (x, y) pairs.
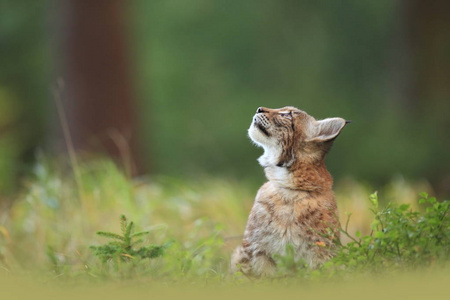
top-left (391, 0), bottom-right (450, 195)
top-left (57, 0), bottom-right (144, 176)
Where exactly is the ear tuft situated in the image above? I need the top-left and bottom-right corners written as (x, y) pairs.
top-left (309, 118), bottom-right (347, 142)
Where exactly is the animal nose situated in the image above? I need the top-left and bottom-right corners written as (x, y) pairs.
top-left (257, 107), bottom-right (266, 113)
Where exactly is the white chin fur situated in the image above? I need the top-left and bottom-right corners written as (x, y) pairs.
top-left (248, 123), bottom-right (281, 167)
top-left (248, 123), bottom-right (268, 147)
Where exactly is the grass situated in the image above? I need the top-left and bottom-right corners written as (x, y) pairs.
top-left (0, 157), bottom-right (449, 297)
top-left (1, 158), bottom-right (253, 282)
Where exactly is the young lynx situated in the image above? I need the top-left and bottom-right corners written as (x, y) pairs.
top-left (231, 106), bottom-right (349, 277)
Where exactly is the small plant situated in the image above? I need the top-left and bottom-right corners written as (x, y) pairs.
top-left (90, 215), bottom-right (168, 263)
top-left (328, 192), bottom-right (450, 273)
top-left (273, 244), bottom-right (309, 278)
top-left (271, 192), bottom-right (450, 278)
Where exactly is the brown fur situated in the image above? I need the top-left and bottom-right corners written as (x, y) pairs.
top-left (231, 106), bottom-right (348, 277)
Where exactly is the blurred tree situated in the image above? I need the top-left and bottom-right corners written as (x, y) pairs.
top-left (398, 0), bottom-right (450, 115)
top-left (0, 1), bottom-right (49, 196)
top-left (57, 0), bottom-right (143, 176)
top-left (0, 0), bottom-right (448, 194)
top-left (391, 0), bottom-right (450, 195)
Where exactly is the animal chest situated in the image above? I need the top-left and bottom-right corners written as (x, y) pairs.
top-left (256, 199), bottom-right (309, 255)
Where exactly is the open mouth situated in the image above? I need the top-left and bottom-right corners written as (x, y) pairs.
top-left (255, 121), bottom-right (270, 137)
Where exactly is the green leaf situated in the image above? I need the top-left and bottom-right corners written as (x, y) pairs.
top-left (96, 231), bottom-right (124, 241)
top-left (126, 221), bottom-right (134, 238)
top-left (374, 231), bottom-right (385, 239)
top-left (419, 192), bottom-right (428, 199)
top-left (132, 231), bottom-right (151, 238)
top-left (371, 220), bottom-right (380, 230)
top-left (399, 204), bottom-right (410, 212)
top-left (369, 192), bottom-right (379, 209)
top-left (356, 255), bottom-right (366, 262)
top-left (120, 214), bottom-right (127, 236)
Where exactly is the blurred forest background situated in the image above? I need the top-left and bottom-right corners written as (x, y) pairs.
top-left (0, 0), bottom-right (449, 197)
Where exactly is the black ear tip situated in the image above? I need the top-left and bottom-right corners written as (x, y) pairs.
top-left (345, 120), bottom-right (352, 124)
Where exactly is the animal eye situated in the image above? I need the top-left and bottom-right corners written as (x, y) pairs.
top-left (280, 113), bottom-right (292, 119)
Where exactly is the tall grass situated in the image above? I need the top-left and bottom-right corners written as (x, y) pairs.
top-left (0, 157), bottom-right (446, 286)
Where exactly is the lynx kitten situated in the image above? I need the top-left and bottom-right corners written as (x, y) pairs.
top-left (231, 106), bottom-right (349, 277)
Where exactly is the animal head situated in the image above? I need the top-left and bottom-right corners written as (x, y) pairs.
top-left (248, 106), bottom-right (349, 168)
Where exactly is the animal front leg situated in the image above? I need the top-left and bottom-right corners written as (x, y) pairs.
top-left (250, 252), bottom-right (276, 277)
top-left (231, 246), bottom-right (276, 277)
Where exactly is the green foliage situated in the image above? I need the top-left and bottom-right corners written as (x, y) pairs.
top-left (329, 192), bottom-right (450, 274)
top-left (2, 158), bottom-right (450, 285)
top-left (158, 219), bottom-right (226, 280)
top-left (270, 192), bottom-right (450, 279)
top-left (90, 215), bottom-right (167, 264)
top-left (273, 244), bottom-right (309, 278)
top-left (1, 0), bottom-right (450, 190)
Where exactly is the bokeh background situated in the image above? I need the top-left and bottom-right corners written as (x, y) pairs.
top-left (1, 0), bottom-right (449, 196)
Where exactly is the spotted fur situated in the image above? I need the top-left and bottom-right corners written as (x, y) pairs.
top-left (231, 106), bottom-right (349, 277)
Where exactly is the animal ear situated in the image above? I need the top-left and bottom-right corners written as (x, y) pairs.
top-left (308, 118), bottom-right (347, 142)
